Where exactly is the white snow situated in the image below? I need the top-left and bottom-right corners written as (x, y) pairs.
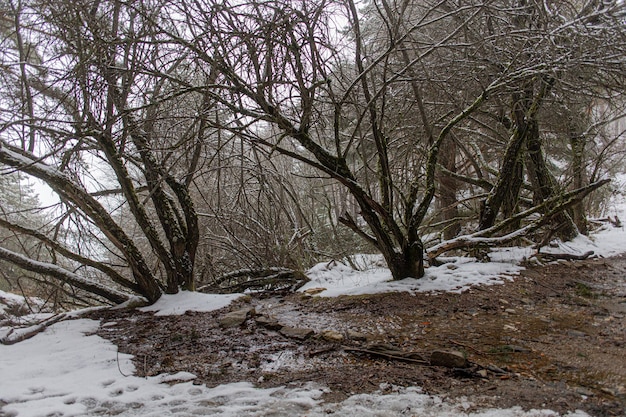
top-left (299, 209), bottom-right (626, 298)
top-left (299, 255), bottom-right (526, 296)
top-left (138, 291), bottom-right (243, 316)
top-left (0, 319), bottom-right (592, 417)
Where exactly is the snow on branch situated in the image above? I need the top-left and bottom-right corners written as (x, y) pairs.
top-left (0, 246), bottom-right (131, 305)
top-left (426, 179), bottom-right (611, 259)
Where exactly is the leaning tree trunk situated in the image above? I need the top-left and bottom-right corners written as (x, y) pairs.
top-left (501, 157), bottom-right (525, 231)
top-left (525, 118), bottom-right (579, 241)
top-left (438, 138), bottom-right (461, 240)
top-left (480, 80), bottom-right (554, 232)
top-left (569, 132), bottom-right (589, 234)
top-left (479, 121), bottom-right (527, 230)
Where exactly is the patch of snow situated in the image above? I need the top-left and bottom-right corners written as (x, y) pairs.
top-left (139, 291), bottom-right (243, 316)
top-left (0, 319), bottom-right (592, 416)
top-left (299, 255), bottom-right (525, 297)
top-left (319, 388), bottom-right (591, 416)
top-left (299, 198), bottom-right (626, 298)
top-left (0, 289), bottom-right (31, 304)
top-left (0, 290), bottom-right (48, 315)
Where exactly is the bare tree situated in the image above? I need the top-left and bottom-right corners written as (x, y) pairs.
top-left (1, 0), bottom-right (624, 303)
top-left (151, 0), bottom-right (624, 279)
top-left (0, 0), bottom-right (205, 303)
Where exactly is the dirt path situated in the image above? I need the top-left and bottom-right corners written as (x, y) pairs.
top-left (93, 255), bottom-right (626, 416)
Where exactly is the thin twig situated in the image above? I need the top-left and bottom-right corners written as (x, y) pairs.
top-left (342, 346), bottom-right (430, 365)
top-left (449, 339), bottom-right (486, 356)
top-left (116, 350), bottom-right (130, 377)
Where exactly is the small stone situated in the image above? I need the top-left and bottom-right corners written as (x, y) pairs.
top-left (254, 315), bottom-right (283, 330)
top-left (477, 369), bottom-right (488, 378)
top-left (567, 330), bottom-right (587, 338)
top-left (430, 350), bottom-right (468, 368)
top-left (302, 287), bottom-right (326, 296)
top-left (502, 344), bottom-right (530, 353)
top-left (279, 326), bottom-right (314, 340)
top-left (219, 307), bottom-right (255, 328)
top-left (487, 364), bottom-right (507, 374)
top-left (505, 309), bottom-right (516, 314)
top-left (347, 330), bottom-right (368, 342)
top-left (320, 330), bottom-right (344, 342)
top-left (575, 387), bottom-right (595, 396)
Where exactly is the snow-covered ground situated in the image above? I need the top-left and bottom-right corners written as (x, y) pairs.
top-left (1, 194), bottom-right (625, 416)
top-left (299, 212), bottom-right (626, 298)
top-left (0, 317), bottom-right (594, 417)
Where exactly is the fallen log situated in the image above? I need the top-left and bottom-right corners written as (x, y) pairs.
top-left (198, 268), bottom-right (309, 293)
top-left (532, 250), bottom-right (595, 262)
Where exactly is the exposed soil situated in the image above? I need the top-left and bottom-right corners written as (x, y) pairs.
top-left (90, 255), bottom-right (626, 416)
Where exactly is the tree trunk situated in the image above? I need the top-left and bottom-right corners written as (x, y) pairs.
top-left (479, 126), bottom-right (526, 230)
top-left (569, 133), bottom-right (588, 234)
top-left (480, 80), bottom-right (553, 232)
top-left (525, 121), bottom-right (579, 240)
top-left (438, 139), bottom-right (461, 240)
top-left (388, 241), bottom-right (425, 280)
top-left (501, 157), bottom-right (524, 230)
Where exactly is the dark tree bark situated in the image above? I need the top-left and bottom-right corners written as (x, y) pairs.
top-left (569, 132), bottom-right (589, 234)
top-left (525, 123), bottom-right (579, 240)
top-left (479, 118), bottom-right (528, 230)
top-left (438, 139), bottom-right (461, 240)
top-left (479, 78), bottom-right (578, 241)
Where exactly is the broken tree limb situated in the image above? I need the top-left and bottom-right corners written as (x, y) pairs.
top-left (426, 179), bottom-right (610, 260)
top-left (198, 268), bottom-right (309, 293)
top-left (1, 313), bottom-right (67, 345)
top-left (532, 250), bottom-right (595, 262)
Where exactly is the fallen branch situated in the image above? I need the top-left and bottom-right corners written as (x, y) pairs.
top-left (427, 179), bottom-right (610, 260)
top-left (449, 339), bottom-right (486, 356)
top-left (198, 268), bottom-right (309, 293)
top-left (1, 313), bottom-right (68, 345)
top-left (342, 346), bottom-right (429, 365)
top-left (532, 250), bottom-right (595, 262)
top-left (590, 216), bottom-right (622, 227)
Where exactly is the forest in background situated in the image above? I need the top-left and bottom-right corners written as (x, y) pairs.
top-left (0, 0), bottom-right (625, 308)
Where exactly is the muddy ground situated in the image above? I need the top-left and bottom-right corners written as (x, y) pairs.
top-left (91, 255), bottom-right (626, 416)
